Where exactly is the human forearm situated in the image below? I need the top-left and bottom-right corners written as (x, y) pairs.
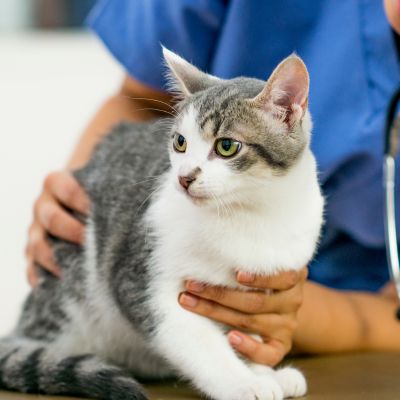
top-left (67, 77), bottom-right (172, 169)
top-left (294, 281), bottom-right (400, 353)
top-left (175, 269), bottom-right (400, 367)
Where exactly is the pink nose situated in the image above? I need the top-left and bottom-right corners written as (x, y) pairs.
top-left (178, 175), bottom-right (195, 190)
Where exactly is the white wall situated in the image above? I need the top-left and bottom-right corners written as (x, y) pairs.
top-left (0, 0), bottom-right (34, 30)
top-left (0, 32), bottom-right (123, 335)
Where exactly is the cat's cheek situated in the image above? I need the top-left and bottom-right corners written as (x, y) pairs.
top-left (200, 163), bottom-right (235, 197)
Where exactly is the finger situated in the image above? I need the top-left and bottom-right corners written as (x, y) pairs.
top-left (179, 293), bottom-right (295, 361)
top-left (27, 228), bottom-right (61, 277)
top-left (179, 292), bottom-right (262, 331)
top-left (44, 171), bottom-right (89, 214)
top-left (185, 281), bottom-right (303, 314)
top-left (228, 331), bottom-right (286, 366)
top-left (37, 201), bottom-right (85, 244)
top-left (26, 261), bottom-right (39, 287)
top-left (236, 267), bottom-right (308, 290)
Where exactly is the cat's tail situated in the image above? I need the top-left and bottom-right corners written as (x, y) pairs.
top-left (0, 336), bottom-right (148, 400)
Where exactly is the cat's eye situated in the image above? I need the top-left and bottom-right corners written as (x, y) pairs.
top-left (215, 138), bottom-right (242, 158)
top-left (173, 134), bottom-right (187, 153)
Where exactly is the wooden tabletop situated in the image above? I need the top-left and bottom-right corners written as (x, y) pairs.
top-left (1, 352), bottom-right (399, 399)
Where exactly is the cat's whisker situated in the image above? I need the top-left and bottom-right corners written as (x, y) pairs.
top-left (136, 185), bottom-right (162, 216)
top-left (128, 176), bottom-right (161, 188)
top-left (206, 180), bottom-right (235, 218)
top-left (214, 193), bottom-right (229, 218)
top-left (222, 190), bottom-right (237, 217)
top-left (227, 190), bottom-right (245, 213)
top-left (216, 196), bottom-right (228, 227)
top-left (121, 95), bottom-right (179, 114)
top-left (133, 107), bottom-right (178, 118)
top-left (211, 185), bottom-right (244, 217)
top-left (212, 191), bottom-right (231, 219)
top-left (210, 192), bottom-right (220, 220)
top-left (222, 197), bottom-right (234, 218)
top-left (210, 191), bottom-right (224, 225)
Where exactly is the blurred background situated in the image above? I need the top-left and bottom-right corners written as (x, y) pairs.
top-left (0, 0), bottom-right (95, 30)
top-left (0, 0), bottom-right (123, 335)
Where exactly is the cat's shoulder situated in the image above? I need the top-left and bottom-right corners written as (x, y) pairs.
top-left (96, 119), bottom-right (171, 158)
top-left (74, 119), bottom-right (171, 191)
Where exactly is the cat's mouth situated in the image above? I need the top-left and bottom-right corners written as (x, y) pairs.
top-left (185, 190), bottom-right (209, 203)
top-left (175, 181), bottom-right (210, 203)
top-left (178, 186), bottom-right (209, 203)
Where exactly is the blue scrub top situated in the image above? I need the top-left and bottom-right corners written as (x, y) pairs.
top-left (87, 0), bottom-right (400, 291)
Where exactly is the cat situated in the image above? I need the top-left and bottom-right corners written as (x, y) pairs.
top-left (0, 48), bottom-right (323, 400)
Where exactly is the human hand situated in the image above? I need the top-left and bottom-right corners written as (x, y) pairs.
top-left (379, 281), bottom-right (399, 302)
top-left (178, 267), bottom-right (308, 366)
top-left (26, 171), bottom-right (89, 286)
top-left (384, 0), bottom-right (400, 34)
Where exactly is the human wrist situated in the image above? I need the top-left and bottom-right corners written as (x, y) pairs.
top-left (292, 281), bottom-right (325, 353)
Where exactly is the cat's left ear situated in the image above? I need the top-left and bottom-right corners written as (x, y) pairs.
top-left (162, 46), bottom-right (221, 97)
top-left (249, 54), bottom-right (309, 126)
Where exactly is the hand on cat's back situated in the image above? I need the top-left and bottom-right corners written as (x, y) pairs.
top-left (179, 267), bottom-right (308, 366)
top-left (26, 171), bottom-right (89, 286)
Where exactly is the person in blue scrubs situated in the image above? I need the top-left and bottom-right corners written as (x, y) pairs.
top-left (26, 0), bottom-right (400, 364)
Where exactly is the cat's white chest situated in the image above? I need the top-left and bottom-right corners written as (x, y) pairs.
top-left (147, 184), bottom-right (322, 286)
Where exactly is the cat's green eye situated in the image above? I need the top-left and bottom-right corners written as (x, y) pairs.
top-left (173, 134), bottom-right (187, 152)
top-left (215, 138), bottom-right (242, 158)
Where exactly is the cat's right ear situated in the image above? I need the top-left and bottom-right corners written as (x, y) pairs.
top-left (162, 46), bottom-right (221, 97)
top-left (249, 54), bottom-right (309, 127)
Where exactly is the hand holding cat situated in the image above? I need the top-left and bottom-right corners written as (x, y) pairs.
top-left (26, 171), bottom-right (89, 286)
top-left (179, 267), bottom-right (308, 367)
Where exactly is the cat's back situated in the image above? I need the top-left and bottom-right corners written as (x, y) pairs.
top-left (17, 121), bottom-right (172, 346)
top-left (17, 120), bottom-right (172, 340)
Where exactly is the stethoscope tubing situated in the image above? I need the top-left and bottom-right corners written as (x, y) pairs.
top-left (384, 87), bottom-right (400, 316)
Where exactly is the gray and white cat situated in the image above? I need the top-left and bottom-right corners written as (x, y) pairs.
top-left (0, 48), bottom-right (323, 400)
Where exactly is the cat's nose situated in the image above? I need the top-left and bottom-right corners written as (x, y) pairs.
top-left (178, 175), bottom-right (196, 190)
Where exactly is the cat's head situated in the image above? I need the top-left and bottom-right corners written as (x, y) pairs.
top-left (163, 47), bottom-right (311, 208)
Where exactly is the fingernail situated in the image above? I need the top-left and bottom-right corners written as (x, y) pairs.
top-left (228, 332), bottom-right (243, 346)
top-left (186, 280), bottom-right (205, 293)
top-left (237, 271), bottom-right (255, 283)
top-left (179, 293), bottom-right (199, 308)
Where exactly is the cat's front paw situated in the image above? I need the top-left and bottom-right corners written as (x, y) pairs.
top-left (275, 367), bottom-right (307, 398)
top-left (217, 376), bottom-right (283, 400)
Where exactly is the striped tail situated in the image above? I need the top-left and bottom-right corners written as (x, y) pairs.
top-left (0, 337), bottom-right (148, 400)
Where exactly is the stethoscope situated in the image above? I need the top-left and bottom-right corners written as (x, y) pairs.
top-left (384, 87), bottom-right (400, 320)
